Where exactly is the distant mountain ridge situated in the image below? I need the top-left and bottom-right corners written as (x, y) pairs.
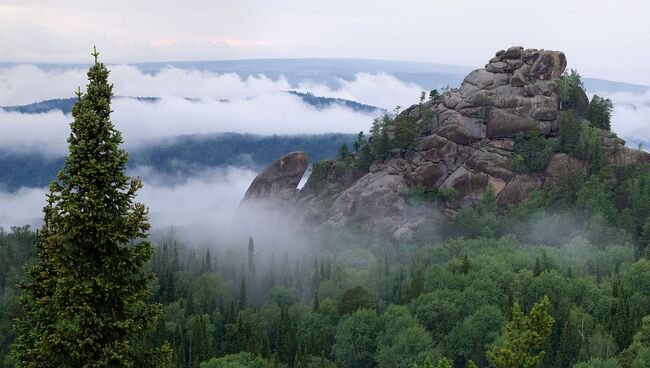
top-left (3, 58), bottom-right (647, 93)
top-left (0, 92), bottom-right (384, 115)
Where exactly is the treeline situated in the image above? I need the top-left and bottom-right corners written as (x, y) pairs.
top-left (129, 166), bottom-right (650, 368)
top-left (0, 133), bottom-right (355, 190)
top-left (0, 227), bottom-right (37, 366)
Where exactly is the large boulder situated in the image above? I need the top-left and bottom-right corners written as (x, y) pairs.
top-left (545, 153), bottom-right (585, 186)
top-left (497, 175), bottom-right (542, 208)
top-left (242, 151), bottom-right (309, 202)
top-left (410, 162), bottom-right (448, 187)
top-left (465, 151), bottom-right (514, 181)
top-left (441, 47), bottom-right (567, 140)
top-left (326, 171), bottom-right (422, 238)
top-left (441, 166), bottom-right (490, 205)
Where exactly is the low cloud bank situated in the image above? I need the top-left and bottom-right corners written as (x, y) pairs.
top-left (0, 93), bottom-right (377, 155)
top-left (0, 64), bottom-right (422, 108)
top-left (0, 166), bottom-right (258, 233)
top-left (595, 90), bottom-right (650, 146)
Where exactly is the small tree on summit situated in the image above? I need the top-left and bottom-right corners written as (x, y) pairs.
top-left (585, 95), bottom-right (614, 130)
top-left (13, 48), bottom-right (167, 367)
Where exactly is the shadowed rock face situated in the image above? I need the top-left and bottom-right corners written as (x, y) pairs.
top-left (242, 151), bottom-right (309, 202)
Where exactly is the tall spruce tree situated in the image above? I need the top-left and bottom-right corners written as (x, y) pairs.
top-left (13, 48), bottom-right (166, 368)
top-left (247, 237), bottom-right (256, 280)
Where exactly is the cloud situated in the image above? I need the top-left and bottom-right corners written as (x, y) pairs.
top-left (591, 90), bottom-right (650, 146)
top-left (0, 187), bottom-right (46, 228)
top-left (132, 165), bottom-right (255, 229)
top-left (0, 64), bottom-right (427, 156)
top-left (0, 164), bottom-right (310, 251)
top-left (0, 93), bottom-right (377, 156)
top-left (0, 166), bottom-right (256, 231)
top-left (296, 72), bottom-right (423, 110)
top-left (0, 64), bottom-right (422, 108)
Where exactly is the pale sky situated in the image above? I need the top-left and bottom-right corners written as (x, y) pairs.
top-left (1, 0), bottom-right (649, 84)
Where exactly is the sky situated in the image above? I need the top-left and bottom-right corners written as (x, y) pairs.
top-left (1, 0), bottom-right (649, 85)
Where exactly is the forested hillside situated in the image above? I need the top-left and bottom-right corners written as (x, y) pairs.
top-left (6, 179), bottom-right (650, 367)
top-left (0, 133), bottom-right (355, 190)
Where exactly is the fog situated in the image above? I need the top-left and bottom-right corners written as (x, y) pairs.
top-left (0, 64), bottom-right (422, 108)
top-left (3, 65), bottom-right (650, 241)
top-left (0, 95), bottom-right (377, 156)
top-left (594, 90), bottom-right (650, 146)
top-left (0, 64), bottom-right (428, 155)
top-left (0, 166), bottom-right (258, 233)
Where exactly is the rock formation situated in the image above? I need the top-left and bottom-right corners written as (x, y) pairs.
top-left (240, 47), bottom-right (650, 239)
top-left (242, 151), bottom-right (309, 202)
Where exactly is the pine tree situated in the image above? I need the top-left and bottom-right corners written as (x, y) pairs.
top-left (409, 269), bottom-right (424, 299)
top-left (189, 314), bottom-right (211, 368)
top-left (487, 296), bottom-right (554, 368)
top-left (171, 323), bottom-right (187, 368)
top-left (533, 257), bottom-right (542, 277)
top-left (313, 291), bottom-right (321, 313)
top-left (204, 248), bottom-right (212, 273)
top-left (585, 95), bottom-right (613, 130)
top-left (248, 237), bottom-right (256, 280)
top-left (423, 356), bottom-right (434, 368)
top-left (14, 47), bottom-right (166, 368)
top-left (556, 314), bottom-right (580, 367)
top-left (434, 357), bottom-right (452, 368)
top-left (239, 277), bottom-right (247, 310)
top-left (337, 143), bottom-right (351, 161)
top-left (460, 254), bottom-right (471, 274)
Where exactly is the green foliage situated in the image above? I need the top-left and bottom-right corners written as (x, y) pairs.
top-left (356, 144), bottom-right (374, 172)
top-left (333, 309), bottom-right (380, 367)
top-left (393, 116), bottom-right (419, 150)
top-left (448, 305), bottom-right (506, 366)
top-left (409, 184), bottom-right (457, 205)
top-left (199, 352), bottom-right (275, 368)
top-left (337, 286), bottom-right (369, 315)
top-left (558, 69), bottom-right (586, 110)
top-left (429, 89), bottom-right (441, 100)
top-left (585, 95), bottom-right (614, 131)
top-left (513, 124), bottom-right (555, 173)
top-left (434, 358), bottom-right (452, 368)
top-left (375, 305), bottom-right (437, 368)
top-left (191, 314), bottom-right (213, 367)
top-left (337, 143), bottom-right (351, 162)
top-left (311, 161), bottom-right (330, 180)
top-left (577, 121), bottom-right (605, 174)
top-left (13, 48), bottom-right (167, 368)
top-left (445, 188), bottom-right (502, 239)
top-left (368, 113), bottom-right (419, 158)
top-left (488, 296), bottom-right (554, 368)
top-left (512, 155), bottom-right (526, 173)
top-left (572, 358), bottom-right (620, 368)
top-left (559, 111), bottom-right (582, 156)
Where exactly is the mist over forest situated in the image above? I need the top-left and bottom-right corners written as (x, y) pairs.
top-left (3, 3), bottom-right (650, 367)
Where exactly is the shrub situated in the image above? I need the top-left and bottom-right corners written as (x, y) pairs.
top-left (514, 124), bottom-right (555, 173)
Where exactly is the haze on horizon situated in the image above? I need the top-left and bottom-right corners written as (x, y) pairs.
top-left (1, 0), bottom-right (649, 85)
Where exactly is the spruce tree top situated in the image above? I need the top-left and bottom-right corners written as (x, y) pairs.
top-left (14, 47), bottom-right (166, 368)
